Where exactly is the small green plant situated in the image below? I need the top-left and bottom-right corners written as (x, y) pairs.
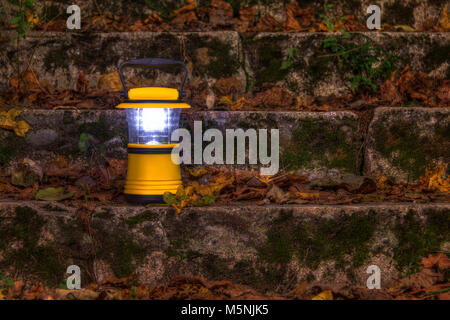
top-left (7, 0), bottom-right (36, 41)
top-left (318, 33), bottom-right (398, 93)
top-left (318, 3), bottom-right (344, 31)
top-left (317, 4), bottom-right (398, 93)
top-left (280, 48), bottom-right (300, 70)
top-left (281, 4), bottom-right (399, 94)
top-left (0, 272), bottom-right (14, 287)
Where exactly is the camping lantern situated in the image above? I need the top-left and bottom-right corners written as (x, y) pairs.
top-left (116, 58), bottom-right (190, 204)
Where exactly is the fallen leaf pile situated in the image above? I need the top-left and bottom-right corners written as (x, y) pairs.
top-left (1, 253), bottom-right (448, 300)
top-left (3, 67), bottom-right (449, 112)
top-left (162, 164), bottom-right (449, 213)
top-left (0, 157), bottom-right (127, 204)
top-left (4, 70), bottom-right (121, 110)
top-left (380, 66), bottom-right (450, 108)
top-left (2, 1), bottom-right (447, 34)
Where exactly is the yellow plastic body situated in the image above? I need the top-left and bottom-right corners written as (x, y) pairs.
top-left (129, 87), bottom-right (179, 100)
top-left (124, 145), bottom-right (181, 196)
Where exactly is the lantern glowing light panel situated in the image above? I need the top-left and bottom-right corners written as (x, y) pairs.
top-left (126, 108), bottom-right (181, 145)
top-left (116, 58), bottom-right (190, 204)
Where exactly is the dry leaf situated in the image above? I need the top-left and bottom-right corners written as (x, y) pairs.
top-left (171, 0), bottom-right (197, 17)
top-left (421, 253), bottom-right (450, 270)
top-left (420, 164), bottom-right (450, 193)
top-left (400, 268), bottom-right (444, 289)
top-left (312, 290), bottom-right (333, 300)
top-left (0, 109), bottom-right (32, 137)
top-left (97, 72), bottom-right (122, 92)
top-left (439, 8), bottom-right (450, 31)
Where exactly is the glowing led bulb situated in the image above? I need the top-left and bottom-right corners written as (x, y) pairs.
top-left (141, 108), bottom-right (168, 132)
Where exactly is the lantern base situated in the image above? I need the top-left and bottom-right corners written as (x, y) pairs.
top-left (125, 194), bottom-right (164, 204)
top-left (124, 144), bottom-right (182, 204)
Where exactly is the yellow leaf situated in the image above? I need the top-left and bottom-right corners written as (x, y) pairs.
top-left (218, 95), bottom-right (234, 106)
top-left (184, 167), bottom-right (210, 177)
top-left (439, 8), bottom-right (450, 31)
top-left (312, 290), bottom-right (333, 300)
top-left (27, 10), bottom-right (39, 27)
top-left (14, 120), bottom-right (32, 137)
top-left (420, 164), bottom-right (450, 193)
top-left (296, 192), bottom-right (320, 200)
top-left (376, 175), bottom-right (389, 189)
top-left (0, 289), bottom-right (5, 300)
top-left (0, 108), bottom-right (32, 137)
top-left (230, 97), bottom-right (247, 111)
top-left (97, 71), bottom-right (122, 92)
top-left (393, 25), bottom-right (415, 32)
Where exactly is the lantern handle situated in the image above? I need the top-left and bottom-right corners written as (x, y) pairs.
top-left (118, 58), bottom-right (188, 100)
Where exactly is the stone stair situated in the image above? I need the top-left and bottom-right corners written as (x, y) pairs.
top-left (0, 1), bottom-right (449, 293)
top-left (0, 201), bottom-right (448, 293)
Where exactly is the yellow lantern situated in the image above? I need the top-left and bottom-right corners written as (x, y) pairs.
top-left (116, 58), bottom-right (190, 204)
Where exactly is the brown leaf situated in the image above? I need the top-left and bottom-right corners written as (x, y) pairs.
top-left (254, 14), bottom-right (279, 32)
top-left (171, 0), bottom-right (197, 17)
top-left (265, 184), bottom-right (290, 204)
top-left (209, 0), bottom-right (234, 27)
top-left (248, 87), bottom-right (295, 108)
top-left (172, 11), bottom-right (198, 25)
top-left (400, 268), bottom-right (444, 289)
top-left (76, 72), bottom-right (89, 94)
top-left (283, 1), bottom-right (303, 31)
top-left (97, 71), bottom-right (122, 92)
top-left (214, 77), bottom-right (244, 97)
top-left (421, 253), bottom-right (450, 270)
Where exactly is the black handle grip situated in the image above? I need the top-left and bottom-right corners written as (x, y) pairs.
top-left (118, 58), bottom-right (188, 99)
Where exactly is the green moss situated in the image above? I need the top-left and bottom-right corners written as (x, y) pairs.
top-left (248, 37), bottom-right (290, 87)
top-left (374, 116), bottom-right (450, 181)
top-left (0, 143), bottom-right (17, 167)
top-left (125, 210), bottom-right (158, 227)
top-left (394, 209), bottom-right (450, 275)
top-left (99, 234), bottom-right (145, 278)
top-left (42, 203), bottom-right (68, 212)
top-left (281, 117), bottom-right (360, 173)
top-left (44, 45), bottom-right (71, 71)
top-left (42, 3), bottom-right (60, 22)
top-left (0, 207), bottom-right (66, 286)
top-left (258, 210), bottom-right (376, 269)
top-left (94, 208), bottom-right (113, 219)
top-left (75, 115), bottom-right (123, 150)
top-left (423, 43), bottom-right (450, 79)
top-left (73, 35), bottom-right (121, 73)
top-left (167, 239), bottom-right (189, 259)
top-left (188, 35), bottom-right (239, 79)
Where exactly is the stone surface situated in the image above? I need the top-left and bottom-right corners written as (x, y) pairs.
top-left (0, 31), bottom-right (244, 93)
top-left (365, 107), bottom-right (450, 182)
top-left (0, 110), bottom-right (362, 176)
top-left (1, 31), bottom-right (449, 98)
top-left (0, 201), bottom-right (448, 293)
top-left (243, 32), bottom-right (450, 96)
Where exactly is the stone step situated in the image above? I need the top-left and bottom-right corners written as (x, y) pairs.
top-left (0, 201), bottom-right (448, 293)
top-left (1, 108), bottom-right (448, 182)
top-left (1, 31), bottom-right (448, 99)
top-left (1, 0), bottom-right (448, 30)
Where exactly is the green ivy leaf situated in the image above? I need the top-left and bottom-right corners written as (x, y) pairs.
top-left (35, 187), bottom-right (76, 201)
